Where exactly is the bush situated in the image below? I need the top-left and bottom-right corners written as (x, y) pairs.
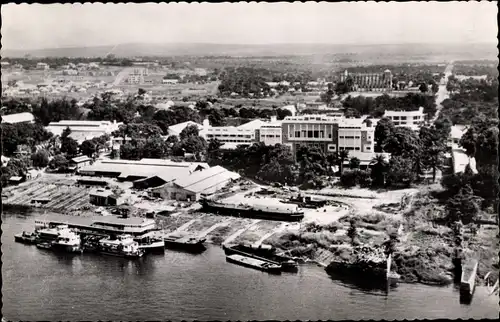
top-left (340, 169), bottom-right (372, 188)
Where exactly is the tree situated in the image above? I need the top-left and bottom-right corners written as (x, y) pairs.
top-left (349, 157), bottom-right (360, 169)
top-left (338, 150), bottom-right (349, 175)
top-left (446, 185), bottom-right (482, 225)
top-left (80, 140), bottom-right (97, 158)
top-left (207, 138), bottom-right (224, 164)
top-left (138, 88), bottom-right (146, 96)
top-left (143, 136), bottom-right (168, 159)
top-left (60, 137), bottom-right (79, 157)
top-left (422, 144), bottom-right (445, 183)
top-left (347, 219), bottom-right (358, 246)
top-left (181, 136), bottom-right (207, 154)
top-left (374, 118), bottom-right (395, 152)
top-left (386, 156), bottom-right (417, 187)
top-left (370, 154), bottom-right (388, 187)
top-left (31, 149), bottom-right (50, 168)
top-left (431, 82), bottom-right (439, 94)
top-left (179, 124), bottom-right (200, 140)
top-left (419, 83), bottom-right (429, 93)
top-left (383, 232), bottom-right (399, 256)
top-left (459, 127), bottom-right (477, 158)
top-left (61, 126), bottom-right (72, 139)
top-left (49, 154), bottom-right (69, 170)
top-left (383, 127), bottom-right (421, 158)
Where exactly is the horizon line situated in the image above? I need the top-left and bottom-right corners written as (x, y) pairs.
top-left (2, 41), bottom-right (497, 52)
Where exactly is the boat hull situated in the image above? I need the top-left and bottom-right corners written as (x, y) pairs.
top-left (226, 255), bottom-right (281, 274)
top-left (164, 239), bottom-right (206, 253)
top-left (36, 242), bottom-right (53, 250)
top-left (201, 201), bottom-right (304, 222)
top-left (139, 241), bottom-right (165, 254)
top-left (223, 245), bottom-right (298, 272)
top-left (14, 235), bottom-right (37, 244)
top-left (51, 243), bottom-right (83, 254)
top-left (99, 250), bottom-right (145, 259)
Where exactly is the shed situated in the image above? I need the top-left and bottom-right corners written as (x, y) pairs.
top-left (9, 176), bottom-right (23, 184)
top-left (89, 188), bottom-right (123, 206)
top-left (70, 156), bottom-right (92, 170)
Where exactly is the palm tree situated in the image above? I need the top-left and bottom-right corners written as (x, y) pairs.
top-left (370, 154), bottom-right (388, 187)
top-left (338, 150), bottom-right (350, 175)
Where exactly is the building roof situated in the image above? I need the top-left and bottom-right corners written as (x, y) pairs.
top-left (1, 112), bottom-right (34, 124)
top-left (36, 213), bottom-right (155, 227)
top-left (9, 176), bottom-right (23, 181)
top-left (90, 188), bottom-right (114, 198)
top-left (79, 159), bottom-right (208, 182)
top-left (168, 121), bottom-right (203, 136)
top-left (71, 155), bottom-right (92, 163)
top-left (173, 165), bottom-right (240, 194)
top-left (452, 149), bottom-right (478, 174)
top-left (237, 119), bottom-right (267, 130)
top-left (450, 125), bottom-right (468, 140)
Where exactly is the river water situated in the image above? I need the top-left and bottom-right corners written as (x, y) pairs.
top-left (2, 212), bottom-right (498, 320)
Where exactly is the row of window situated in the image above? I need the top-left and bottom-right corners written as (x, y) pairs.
top-left (339, 136), bottom-right (361, 139)
top-left (261, 135), bottom-right (281, 138)
top-left (292, 130), bottom-right (332, 139)
top-left (390, 115), bottom-right (421, 120)
top-left (339, 147), bottom-right (361, 151)
top-left (207, 134), bottom-right (252, 139)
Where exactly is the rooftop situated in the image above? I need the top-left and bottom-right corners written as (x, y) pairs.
top-left (1, 112), bottom-right (34, 124)
top-left (173, 165), bottom-right (240, 194)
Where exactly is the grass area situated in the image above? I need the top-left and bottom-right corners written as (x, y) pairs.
top-left (186, 215), bottom-right (225, 233)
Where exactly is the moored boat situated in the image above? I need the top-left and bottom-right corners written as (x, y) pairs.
top-left (98, 234), bottom-right (145, 259)
top-left (164, 234), bottom-right (206, 253)
top-left (14, 231), bottom-right (38, 244)
top-left (51, 229), bottom-right (82, 254)
top-left (138, 237), bottom-right (165, 254)
top-left (223, 243), bottom-right (298, 272)
top-left (460, 260), bottom-right (478, 301)
top-left (201, 198), bottom-right (304, 222)
top-left (226, 254), bottom-right (282, 274)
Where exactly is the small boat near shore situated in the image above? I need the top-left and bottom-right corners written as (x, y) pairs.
top-left (226, 254), bottom-right (282, 274)
top-left (138, 237), bottom-right (165, 254)
top-left (164, 234), bottom-right (206, 253)
top-left (99, 235), bottom-right (145, 259)
top-left (460, 260), bottom-right (478, 301)
top-left (14, 231), bottom-right (38, 244)
top-left (223, 243), bottom-right (298, 272)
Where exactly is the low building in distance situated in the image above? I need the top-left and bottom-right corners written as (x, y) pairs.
top-left (46, 120), bottom-right (123, 143)
top-left (340, 69), bottom-right (393, 92)
top-left (1, 112), bottom-right (35, 124)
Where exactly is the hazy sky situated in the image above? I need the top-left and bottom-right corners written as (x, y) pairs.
top-left (1, 2), bottom-right (498, 49)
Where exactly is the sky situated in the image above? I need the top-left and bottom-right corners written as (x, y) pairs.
top-left (1, 2), bottom-right (498, 50)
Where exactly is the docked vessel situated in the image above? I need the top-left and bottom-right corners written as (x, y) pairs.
top-left (460, 260), bottom-right (478, 301)
top-left (14, 231), bottom-right (38, 244)
top-left (282, 194), bottom-right (327, 209)
top-left (51, 229), bottom-right (82, 254)
top-left (36, 242), bottom-right (53, 250)
top-left (226, 254), bottom-right (282, 274)
top-left (164, 234), bottom-right (206, 253)
top-left (201, 198), bottom-right (304, 222)
top-left (138, 236), bottom-right (165, 254)
top-left (223, 243), bottom-right (298, 272)
top-left (98, 234), bottom-right (145, 258)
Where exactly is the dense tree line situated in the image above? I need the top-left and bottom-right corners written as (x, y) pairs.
top-left (342, 93), bottom-right (437, 119)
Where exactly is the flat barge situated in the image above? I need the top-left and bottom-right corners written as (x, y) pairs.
top-left (223, 243), bottom-right (298, 272)
top-left (201, 199), bottom-right (304, 222)
top-left (164, 234), bottom-right (206, 253)
top-left (226, 254), bottom-right (282, 274)
top-left (460, 260), bottom-right (478, 302)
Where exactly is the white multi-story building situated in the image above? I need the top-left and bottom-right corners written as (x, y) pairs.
top-left (281, 114), bottom-right (376, 157)
top-left (202, 119), bottom-right (257, 149)
top-left (259, 116), bottom-right (283, 146)
top-left (127, 74), bottom-right (144, 84)
top-left (383, 107), bottom-right (425, 131)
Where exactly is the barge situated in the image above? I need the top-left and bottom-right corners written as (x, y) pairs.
top-left (282, 194), bottom-right (327, 209)
top-left (226, 254), bottom-right (282, 274)
top-left (51, 229), bottom-right (83, 254)
top-left (201, 198), bottom-right (304, 222)
top-left (164, 234), bottom-right (206, 253)
top-left (223, 243), bottom-right (298, 272)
